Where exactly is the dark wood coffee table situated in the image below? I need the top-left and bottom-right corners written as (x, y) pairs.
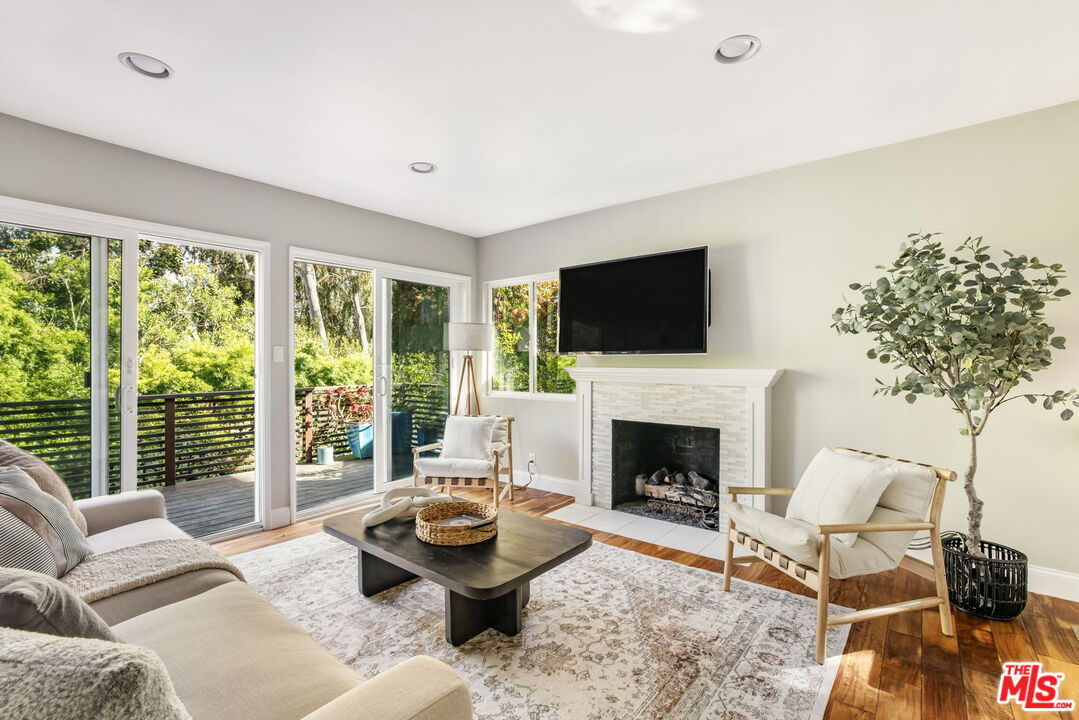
top-left (323, 508), bottom-right (592, 645)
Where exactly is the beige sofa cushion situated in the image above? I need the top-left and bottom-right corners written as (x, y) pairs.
top-left (115, 581), bottom-right (363, 720)
top-left (86, 517), bottom-right (189, 554)
top-left (84, 517), bottom-right (239, 624)
top-left (90, 568), bottom-right (239, 626)
top-left (0, 439), bottom-right (88, 534)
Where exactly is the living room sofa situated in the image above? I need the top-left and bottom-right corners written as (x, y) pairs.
top-left (28, 488), bottom-right (473, 720)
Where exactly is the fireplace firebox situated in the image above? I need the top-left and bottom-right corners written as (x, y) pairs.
top-left (611, 419), bottom-right (721, 528)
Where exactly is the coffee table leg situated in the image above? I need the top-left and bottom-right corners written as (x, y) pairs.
top-left (444, 585), bottom-right (525, 646)
top-left (358, 550), bottom-right (417, 597)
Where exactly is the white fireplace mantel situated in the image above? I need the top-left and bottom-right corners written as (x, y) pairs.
top-left (567, 367), bottom-right (783, 388)
top-left (567, 366), bottom-right (784, 509)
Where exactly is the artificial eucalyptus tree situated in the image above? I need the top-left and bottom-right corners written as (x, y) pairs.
top-left (833, 233), bottom-right (1077, 554)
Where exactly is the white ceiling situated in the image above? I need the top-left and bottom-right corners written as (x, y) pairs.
top-left (3, 1), bottom-right (1079, 237)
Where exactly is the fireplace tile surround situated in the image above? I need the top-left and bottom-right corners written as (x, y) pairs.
top-left (567, 367), bottom-right (784, 532)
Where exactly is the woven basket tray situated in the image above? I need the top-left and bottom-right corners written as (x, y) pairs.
top-left (415, 502), bottom-right (498, 546)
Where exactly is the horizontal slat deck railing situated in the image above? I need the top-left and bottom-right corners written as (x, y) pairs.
top-left (0, 384), bottom-right (450, 500)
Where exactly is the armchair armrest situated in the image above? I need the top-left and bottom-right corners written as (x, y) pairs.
top-left (300, 656), bottom-right (472, 720)
top-left (75, 490), bottom-right (167, 535)
top-left (413, 442), bottom-right (444, 456)
top-left (726, 487), bottom-right (795, 497)
top-left (817, 521), bottom-right (933, 536)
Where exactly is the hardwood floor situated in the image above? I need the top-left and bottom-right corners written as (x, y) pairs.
top-left (214, 485), bottom-right (1079, 720)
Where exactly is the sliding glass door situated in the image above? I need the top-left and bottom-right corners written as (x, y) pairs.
top-left (291, 251), bottom-right (467, 517)
top-left (384, 279), bottom-right (451, 482)
top-left (133, 237), bottom-right (260, 538)
top-left (0, 201), bottom-right (267, 541)
top-left (0, 224), bottom-right (121, 500)
top-left (292, 260), bottom-right (377, 512)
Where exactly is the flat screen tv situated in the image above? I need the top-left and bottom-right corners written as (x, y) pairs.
top-left (558, 246), bottom-right (709, 355)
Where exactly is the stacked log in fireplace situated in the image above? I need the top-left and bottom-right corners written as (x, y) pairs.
top-left (641, 468), bottom-right (720, 528)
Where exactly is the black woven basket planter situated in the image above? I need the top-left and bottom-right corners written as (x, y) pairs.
top-left (942, 534), bottom-right (1028, 620)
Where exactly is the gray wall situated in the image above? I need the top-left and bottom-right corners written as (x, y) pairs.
top-left (478, 101), bottom-right (1079, 574)
top-left (0, 112), bottom-right (475, 526)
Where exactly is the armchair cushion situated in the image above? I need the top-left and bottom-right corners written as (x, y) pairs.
top-left (835, 449), bottom-right (938, 519)
top-left (440, 416), bottom-right (496, 461)
top-left (415, 458), bottom-right (494, 479)
top-left (727, 501), bottom-right (902, 580)
top-left (491, 416), bottom-right (509, 446)
top-left (785, 448), bottom-right (896, 547)
top-left (728, 502), bottom-right (817, 563)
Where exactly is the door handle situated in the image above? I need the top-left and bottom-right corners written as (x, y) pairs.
top-left (376, 376), bottom-right (388, 397)
top-left (115, 384), bottom-right (137, 413)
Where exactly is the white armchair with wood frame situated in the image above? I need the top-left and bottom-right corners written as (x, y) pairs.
top-left (412, 415), bottom-right (515, 508)
top-left (722, 447), bottom-right (956, 664)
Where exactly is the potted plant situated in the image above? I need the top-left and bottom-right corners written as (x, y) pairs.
top-left (319, 385), bottom-right (375, 460)
top-left (832, 233), bottom-right (1076, 619)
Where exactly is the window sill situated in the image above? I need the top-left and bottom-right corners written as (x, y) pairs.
top-left (487, 391), bottom-right (577, 402)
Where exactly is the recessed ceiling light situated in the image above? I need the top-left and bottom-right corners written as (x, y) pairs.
top-left (409, 162), bottom-right (438, 174)
top-left (118, 52), bottom-right (173, 79)
top-left (714, 35), bottom-right (761, 64)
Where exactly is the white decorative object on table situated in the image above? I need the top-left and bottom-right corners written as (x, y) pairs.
top-left (361, 487), bottom-right (453, 528)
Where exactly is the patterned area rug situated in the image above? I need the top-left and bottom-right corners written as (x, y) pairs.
top-left (232, 532), bottom-right (850, 720)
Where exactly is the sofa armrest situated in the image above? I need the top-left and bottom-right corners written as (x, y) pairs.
top-left (75, 490), bottom-right (167, 535)
top-left (300, 656), bottom-right (472, 720)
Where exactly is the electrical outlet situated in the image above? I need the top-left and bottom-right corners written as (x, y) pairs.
top-left (528, 453), bottom-right (536, 464)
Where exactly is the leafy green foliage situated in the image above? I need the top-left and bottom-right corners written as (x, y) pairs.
top-left (832, 233), bottom-right (1076, 428)
top-left (491, 284), bottom-right (530, 392)
top-left (833, 233), bottom-right (1076, 548)
top-left (535, 279), bottom-right (575, 393)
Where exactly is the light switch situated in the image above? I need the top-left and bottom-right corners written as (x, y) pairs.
top-left (273, 345), bottom-right (285, 363)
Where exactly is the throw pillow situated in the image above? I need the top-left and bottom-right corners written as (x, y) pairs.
top-left (785, 447), bottom-right (897, 546)
top-left (440, 416), bottom-right (496, 460)
top-left (0, 627), bottom-right (190, 720)
top-left (0, 439), bottom-right (88, 534)
top-left (0, 567), bottom-right (116, 641)
top-left (0, 467), bottom-right (93, 577)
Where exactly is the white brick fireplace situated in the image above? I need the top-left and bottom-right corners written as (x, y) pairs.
top-left (567, 367), bottom-right (784, 528)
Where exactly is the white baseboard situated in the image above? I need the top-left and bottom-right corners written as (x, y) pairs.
top-left (512, 468), bottom-right (579, 498)
top-left (907, 549), bottom-right (1079, 603)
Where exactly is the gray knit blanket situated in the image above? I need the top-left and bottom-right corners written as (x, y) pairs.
top-left (62, 539), bottom-right (245, 604)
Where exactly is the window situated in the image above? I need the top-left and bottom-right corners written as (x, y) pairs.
top-left (488, 275), bottom-right (576, 396)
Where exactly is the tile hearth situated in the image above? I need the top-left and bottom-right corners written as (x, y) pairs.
top-left (545, 503), bottom-right (751, 559)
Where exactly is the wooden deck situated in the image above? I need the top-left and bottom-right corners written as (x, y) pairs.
top-left (160, 453), bottom-right (414, 537)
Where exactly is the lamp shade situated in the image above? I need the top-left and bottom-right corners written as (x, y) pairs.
top-left (447, 322), bottom-right (493, 352)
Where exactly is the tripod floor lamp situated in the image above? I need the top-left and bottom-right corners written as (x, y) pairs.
top-left (448, 322), bottom-right (492, 416)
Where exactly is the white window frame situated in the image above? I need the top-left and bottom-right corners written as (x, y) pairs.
top-left (485, 272), bottom-right (576, 402)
